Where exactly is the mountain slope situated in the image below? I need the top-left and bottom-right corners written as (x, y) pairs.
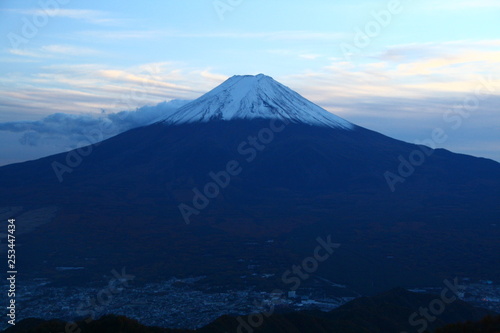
top-left (0, 75), bottom-right (498, 297)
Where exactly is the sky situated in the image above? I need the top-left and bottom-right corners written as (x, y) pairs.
top-left (0, 0), bottom-right (499, 166)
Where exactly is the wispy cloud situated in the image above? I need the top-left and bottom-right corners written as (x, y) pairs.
top-left (299, 54), bottom-right (323, 60)
top-left (8, 49), bottom-right (50, 58)
top-left (1, 39), bottom-right (499, 163)
top-left (79, 29), bottom-right (347, 41)
top-left (5, 8), bottom-right (122, 25)
top-left (430, 0), bottom-right (500, 9)
top-left (0, 99), bottom-right (190, 165)
top-left (0, 99), bottom-right (189, 142)
top-left (78, 30), bottom-right (162, 40)
top-left (8, 44), bottom-right (102, 58)
top-left (4, 41), bottom-right (499, 118)
top-left (41, 44), bottom-right (102, 56)
top-left (0, 62), bottom-right (225, 117)
top-left (280, 40), bottom-right (500, 161)
top-left (266, 50), bottom-right (325, 61)
top-left (293, 40), bottom-right (500, 101)
top-left (0, 57), bottom-right (39, 63)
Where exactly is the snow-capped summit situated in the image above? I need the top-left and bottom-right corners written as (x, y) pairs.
top-left (161, 74), bottom-right (353, 129)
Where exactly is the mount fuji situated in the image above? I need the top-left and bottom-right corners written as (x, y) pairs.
top-left (161, 74), bottom-right (352, 129)
top-left (0, 74), bottom-right (499, 296)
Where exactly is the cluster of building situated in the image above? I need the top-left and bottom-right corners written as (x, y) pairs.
top-left (1, 277), bottom-right (498, 331)
top-left (1, 276), bottom-right (345, 330)
top-left (415, 279), bottom-right (500, 313)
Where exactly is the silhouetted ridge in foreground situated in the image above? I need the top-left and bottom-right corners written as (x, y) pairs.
top-left (436, 314), bottom-right (500, 333)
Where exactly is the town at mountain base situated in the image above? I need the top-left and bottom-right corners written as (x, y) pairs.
top-left (0, 75), bottom-right (499, 326)
top-left (3, 288), bottom-right (498, 333)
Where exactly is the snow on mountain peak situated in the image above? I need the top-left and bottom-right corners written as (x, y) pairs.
top-left (161, 74), bottom-right (353, 129)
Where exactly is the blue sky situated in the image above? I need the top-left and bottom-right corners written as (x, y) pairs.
top-left (0, 0), bottom-right (499, 165)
